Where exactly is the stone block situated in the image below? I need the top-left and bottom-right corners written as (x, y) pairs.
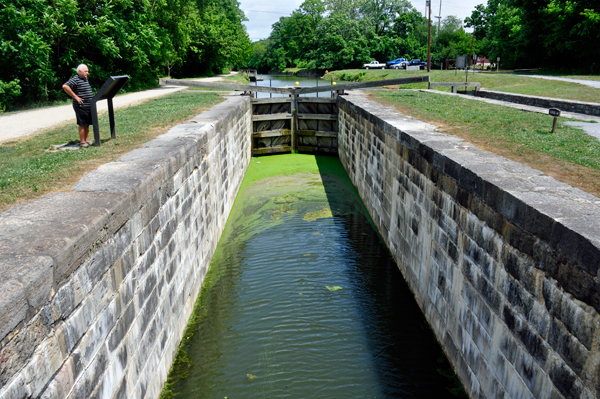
top-left (73, 161), bottom-right (168, 221)
top-left (51, 281), bottom-right (75, 321)
top-left (0, 374), bottom-right (30, 399)
top-left (0, 192), bottom-right (128, 287)
top-left (107, 302), bottom-right (136, 355)
top-left (78, 299), bottom-right (119, 365)
top-left (0, 308), bottom-right (53, 387)
top-left (549, 357), bottom-right (584, 399)
top-left (91, 270), bottom-right (116, 316)
top-left (0, 280), bottom-right (28, 343)
top-left (41, 350), bottom-right (83, 398)
top-left (549, 319), bottom-right (588, 376)
top-left (69, 345), bottom-right (108, 399)
top-left (25, 334), bottom-right (64, 397)
top-left (89, 345), bottom-right (128, 399)
top-left (0, 256), bottom-right (53, 317)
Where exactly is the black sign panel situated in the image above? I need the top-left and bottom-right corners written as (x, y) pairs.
top-left (549, 108), bottom-right (561, 117)
top-left (91, 75), bottom-right (130, 146)
top-left (93, 75), bottom-right (130, 101)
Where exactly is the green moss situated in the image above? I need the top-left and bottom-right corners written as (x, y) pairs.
top-left (303, 207), bottom-right (333, 222)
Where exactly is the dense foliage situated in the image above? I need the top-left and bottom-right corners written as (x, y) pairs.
top-left (248, 0), bottom-right (477, 72)
top-left (466, 0), bottom-right (600, 72)
top-left (0, 0), bottom-right (251, 109)
top-left (249, 0), bottom-right (599, 74)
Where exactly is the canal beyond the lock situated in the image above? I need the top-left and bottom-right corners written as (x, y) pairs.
top-left (162, 154), bottom-right (465, 399)
top-left (250, 74), bottom-right (331, 98)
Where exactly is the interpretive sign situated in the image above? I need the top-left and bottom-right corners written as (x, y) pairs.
top-left (456, 56), bottom-right (467, 69)
top-left (91, 75), bottom-right (130, 146)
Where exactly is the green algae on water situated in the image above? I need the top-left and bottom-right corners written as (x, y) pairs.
top-left (303, 207), bottom-right (333, 222)
top-left (160, 154), bottom-right (370, 398)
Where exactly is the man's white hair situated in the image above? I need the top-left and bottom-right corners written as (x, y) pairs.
top-left (77, 64), bottom-right (88, 72)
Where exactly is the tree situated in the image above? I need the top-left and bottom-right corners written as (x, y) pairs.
top-left (0, 0), bottom-right (251, 108)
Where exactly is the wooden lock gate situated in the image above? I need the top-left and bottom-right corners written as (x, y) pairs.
top-left (159, 76), bottom-right (430, 156)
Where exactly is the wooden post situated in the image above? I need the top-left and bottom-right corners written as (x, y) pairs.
top-left (549, 108), bottom-right (561, 133)
top-left (292, 91), bottom-right (298, 153)
top-left (427, 0), bottom-right (432, 72)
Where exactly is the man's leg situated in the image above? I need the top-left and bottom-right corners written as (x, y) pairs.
top-left (83, 126), bottom-right (90, 143)
top-left (78, 125), bottom-right (86, 144)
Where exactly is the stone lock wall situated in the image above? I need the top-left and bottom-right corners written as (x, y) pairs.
top-left (0, 96), bottom-right (252, 399)
top-left (474, 89), bottom-right (600, 117)
top-left (338, 93), bottom-right (600, 399)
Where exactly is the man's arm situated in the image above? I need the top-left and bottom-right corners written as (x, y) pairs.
top-left (62, 84), bottom-right (83, 104)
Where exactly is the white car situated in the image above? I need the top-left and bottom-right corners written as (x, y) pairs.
top-left (362, 61), bottom-right (386, 69)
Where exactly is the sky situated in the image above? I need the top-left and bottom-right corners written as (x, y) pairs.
top-left (239, 0), bottom-right (485, 42)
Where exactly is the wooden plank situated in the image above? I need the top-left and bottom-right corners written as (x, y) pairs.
top-left (252, 114), bottom-right (293, 121)
top-left (298, 146), bottom-right (338, 154)
top-left (428, 82), bottom-right (480, 87)
top-left (251, 98), bottom-right (293, 104)
top-left (159, 78), bottom-right (293, 94)
top-left (253, 129), bottom-right (291, 138)
top-left (297, 114), bottom-right (337, 120)
top-left (293, 76), bottom-right (430, 95)
top-left (296, 98), bottom-right (338, 104)
top-left (252, 146), bottom-right (292, 155)
top-left (161, 76), bottom-right (430, 96)
top-left (297, 130), bottom-right (337, 137)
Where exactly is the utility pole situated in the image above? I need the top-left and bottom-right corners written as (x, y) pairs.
top-left (437, 0), bottom-right (442, 34)
top-left (427, 0), bottom-right (432, 72)
top-left (469, 30), bottom-right (475, 70)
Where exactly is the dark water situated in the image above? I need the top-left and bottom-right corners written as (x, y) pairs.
top-left (169, 157), bottom-right (463, 399)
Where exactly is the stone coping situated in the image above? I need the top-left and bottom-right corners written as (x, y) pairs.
top-left (474, 89), bottom-right (600, 116)
top-left (340, 92), bottom-right (600, 312)
top-left (0, 95), bottom-right (246, 346)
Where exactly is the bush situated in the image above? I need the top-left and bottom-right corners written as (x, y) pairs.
top-left (0, 79), bottom-right (22, 112)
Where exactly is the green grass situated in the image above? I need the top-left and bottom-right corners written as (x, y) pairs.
top-left (517, 71), bottom-right (600, 81)
top-left (369, 89), bottom-right (600, 196)
top-left (222, 72), bottom-right (249, 84)
top-left (328, 69), bottom-right (600, 103)
top-left (0, 90), bottom-right (223, 212)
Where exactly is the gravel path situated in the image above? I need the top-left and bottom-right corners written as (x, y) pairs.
top-left (0, 74), bottom-right (230, 144)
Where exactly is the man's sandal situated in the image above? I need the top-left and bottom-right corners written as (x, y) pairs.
top-left (80, 142), bottom-right (89, 148)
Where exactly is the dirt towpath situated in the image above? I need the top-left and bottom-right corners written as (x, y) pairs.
top-left (0, 74), bottom-right (230, 144)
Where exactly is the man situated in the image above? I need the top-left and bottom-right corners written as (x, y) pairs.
top-left (62, 64), bottom-right (93, 148)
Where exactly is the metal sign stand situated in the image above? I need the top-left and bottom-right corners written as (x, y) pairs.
top-left (91, 75), bottom-right (130, 146)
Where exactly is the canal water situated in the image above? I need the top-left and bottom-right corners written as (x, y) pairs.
top-left (162, 154), bottom-right (465, 399)
top-left (250, 74), bottom-right (332, 98)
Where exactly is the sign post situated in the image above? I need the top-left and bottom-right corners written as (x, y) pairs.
top-left (549, 108), bottom-right (561, 133)
top-left (90, 75), bottom-right (130, 146)
top-left (496, 56), bottom-right (500, 72)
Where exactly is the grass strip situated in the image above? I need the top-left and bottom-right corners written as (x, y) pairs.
top-left (0, 90), bottom-right (224, 212)
top-left (368, 90), bottom-right (600, 197)
top-left (327, 70), bottom-right (600, 103)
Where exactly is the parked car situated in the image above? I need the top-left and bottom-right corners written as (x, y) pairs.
top-left (386, 58), bottom-right (408, 69)
top-left (362, 61), bottom-right (386, 69)
top-left (408, 59), bottom-right (431, 69)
